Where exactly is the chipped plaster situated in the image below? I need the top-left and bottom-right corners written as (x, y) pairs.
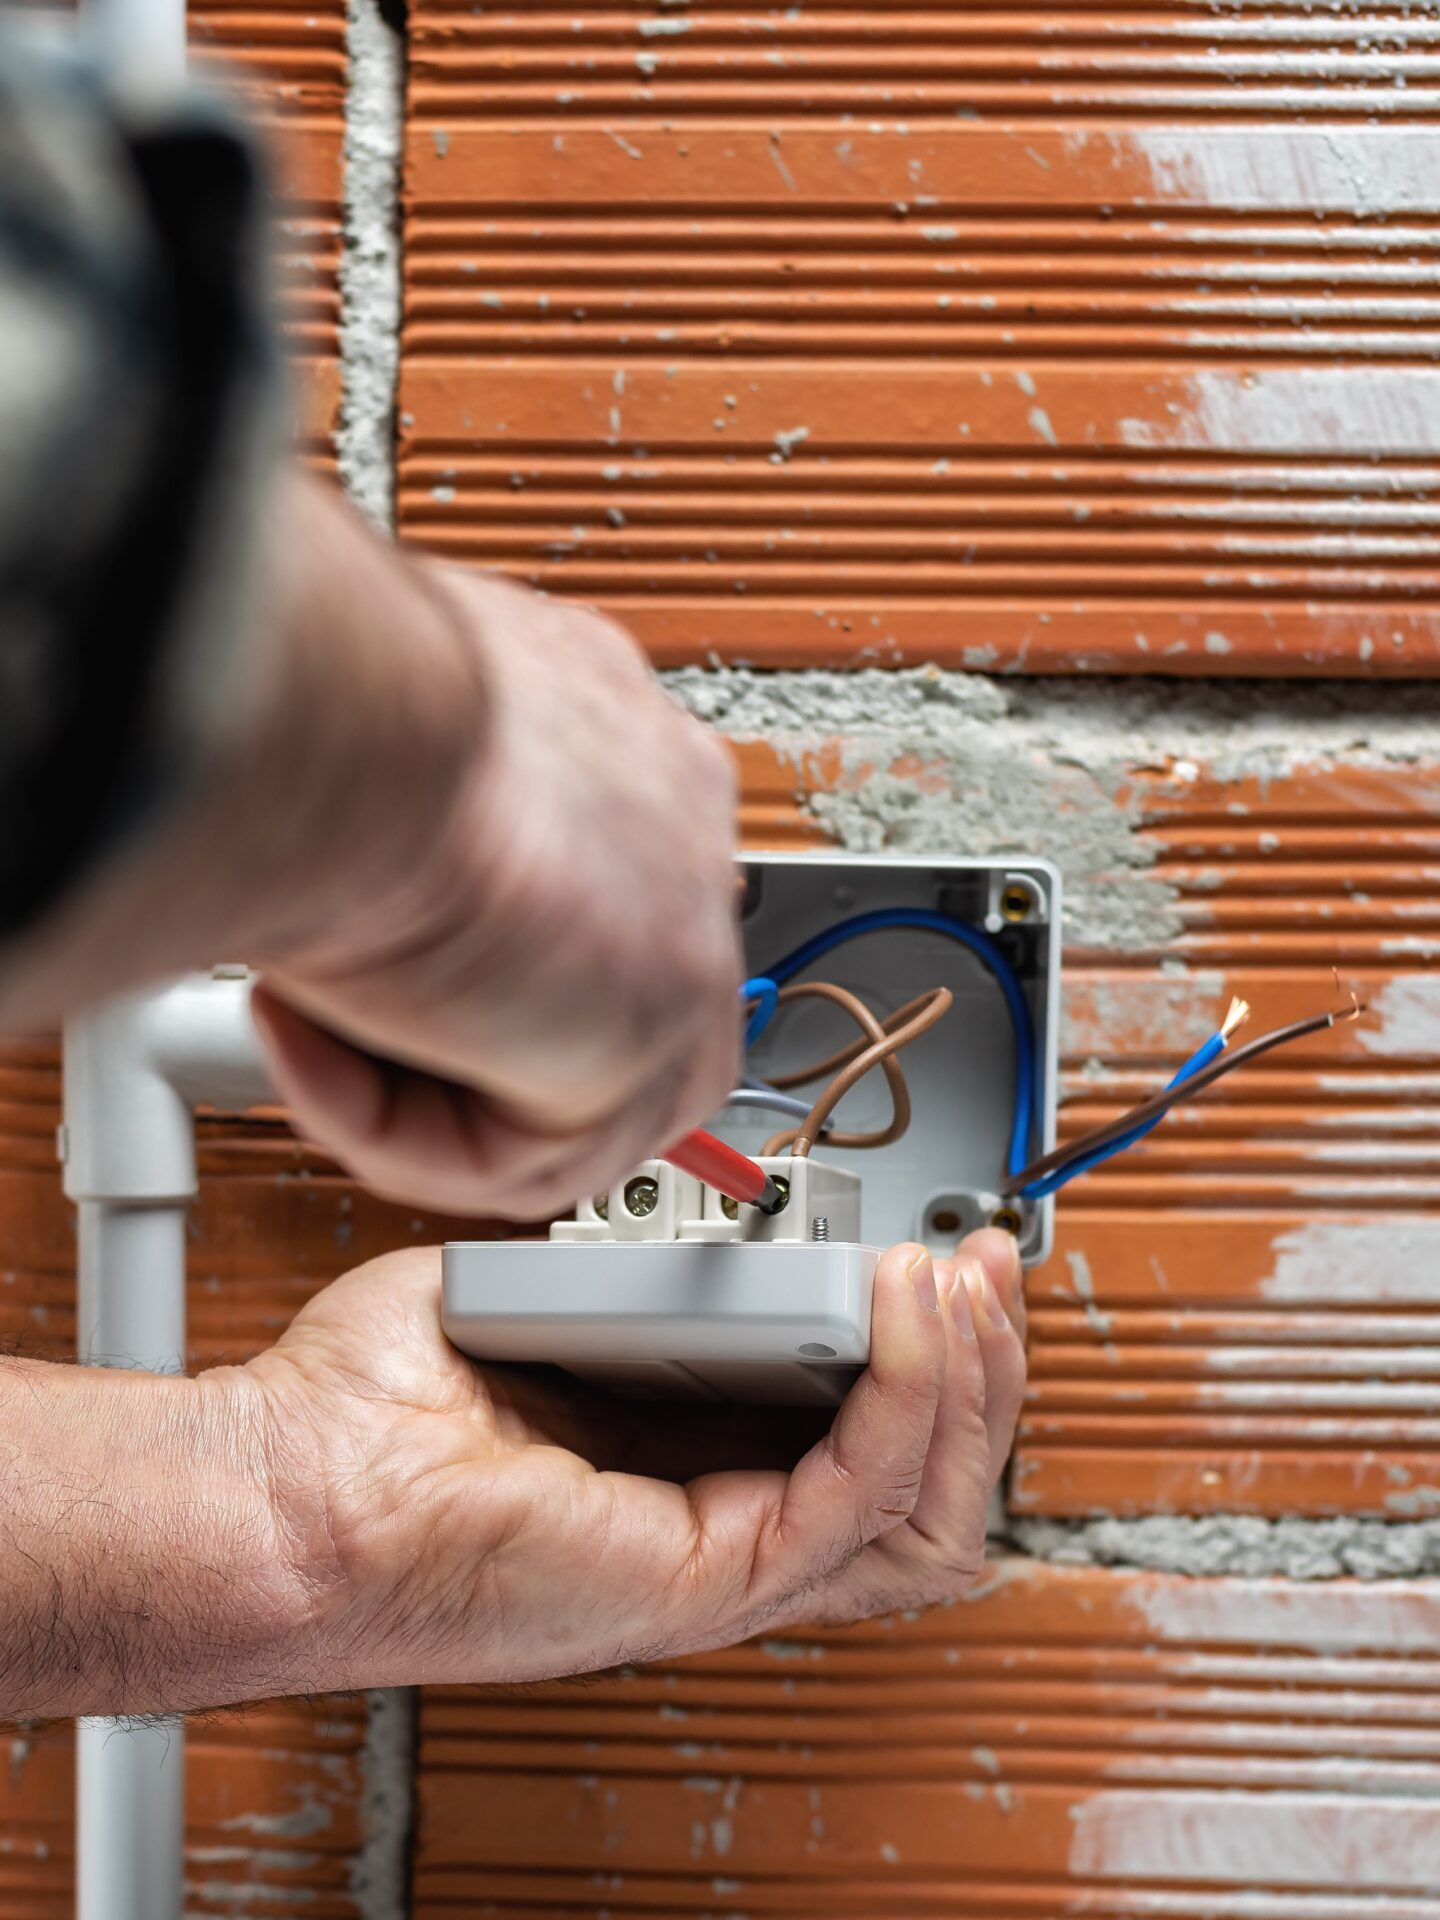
top-left (1013, 1515), bottom-right (1440, 1580)
top-left (348, 1689), bottom-right (417, 1920)
top-left (667, 666), bottom-right (1439, 952)
top-left (337, 0), bottom-right (403, 528)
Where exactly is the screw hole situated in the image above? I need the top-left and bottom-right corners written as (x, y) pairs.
top-left (1000, 882), bottom-right (1035, 924)
top-left (928, 1207), bottom-right (961, 1236)
top-left (798, 1341), bottom-right (837, 1359)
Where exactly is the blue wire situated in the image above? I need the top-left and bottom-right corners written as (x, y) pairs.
top-left (742, 975), bottom-right (780, 1046)
top-left (758, 908), bottom-right (1037, 1178)
top-left (1020, 1030), bottom-right (1226, 1200)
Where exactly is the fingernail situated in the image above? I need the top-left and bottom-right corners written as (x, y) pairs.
top-left (997, 1236), bottom-right (1024, 1316)
top-left (972, 1265), bottom-right (1009, 1336)
top-left (908, 1249), bottom-right (939, 1313)
top-left (949, 1269), bottom-right (976, 1339)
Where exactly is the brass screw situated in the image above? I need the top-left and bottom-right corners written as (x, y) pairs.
top-left (991, 1204), bottom-right (1023, 1236)
top-left (624, 1176), bottom-right (660, 1219)
top-left (592, 1193), bottom-right (609, 1221)
top-left (720, 1193), bottom-right (739, 1220)
top-left (1000, 882), bottom-right (1034, 924)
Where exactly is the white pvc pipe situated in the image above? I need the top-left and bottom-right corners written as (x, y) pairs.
top-left (77, 1716), bottom-right (184, 1920)
top-left (72, 1201), bottom-right (191, 1920)
top-left (74, 1202), bottom-right (188, 1920)
top-left (77, 1201), bottom-right (187, 1376)
top-left (65, 976), bottom-right (272, 1920)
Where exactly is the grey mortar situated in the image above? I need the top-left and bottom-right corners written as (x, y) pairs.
top-left (348, 1687), bottom-right (418, 1920)
top-left (337, 0), bottom-right (404, 529)
top-left (667, 667), bottom-right (1440, 953)
top-left (1011, 1514), bottom-right (1440, 1581)
top-left (335, 16), bottom-right (415, 1915)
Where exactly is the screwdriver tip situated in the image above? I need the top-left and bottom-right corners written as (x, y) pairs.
top-left (755, 1175), bottom-right (785, 1216)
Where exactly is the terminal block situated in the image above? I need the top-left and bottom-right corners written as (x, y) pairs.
top-left (552, 1155), bottom-right (861, 1247)
top-left (445, 1154), bottom-right (874, 1405)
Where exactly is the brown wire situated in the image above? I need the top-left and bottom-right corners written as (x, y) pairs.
top-left (765, 985), bottom-right (954, 1160)
top-left (1000, 1003), bottom-right (1361, 1197)
top-left (758, 982), bottom-right (912, 1157)
top-left (767, 992), bottom-right (947, 1091)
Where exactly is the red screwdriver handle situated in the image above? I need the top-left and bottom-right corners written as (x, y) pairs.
top-left (663, 1128), bottom-right (783, 1214)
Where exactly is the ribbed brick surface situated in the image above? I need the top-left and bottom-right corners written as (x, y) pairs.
top-left (398, 0), bottom-right (1440, 673)
top-left (191, 0), bottom-right (347, 455)
top-left (413, 1555), bottom-right (1440, 1916)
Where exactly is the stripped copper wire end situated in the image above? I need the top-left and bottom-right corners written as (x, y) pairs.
top-left (1331, 967), bottom-right (1367, 1026)
top-left (1220, 996), bottom-right (1251, 1043)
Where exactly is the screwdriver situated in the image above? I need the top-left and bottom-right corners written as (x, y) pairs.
top-left (663, 1128), bottom-right (785, 1214)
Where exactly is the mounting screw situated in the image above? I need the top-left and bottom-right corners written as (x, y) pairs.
top-left (810, 1215), bottom-right (830, 1241)
top-left (624, 1176), bottom-right (660, 1219)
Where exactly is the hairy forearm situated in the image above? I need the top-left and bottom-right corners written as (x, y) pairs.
top-left (0, 1358), bottom-right (317, 1718)
top-left (0, 468), bottom-right (480, 1031)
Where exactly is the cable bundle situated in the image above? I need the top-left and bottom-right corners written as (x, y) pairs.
top-left (719, 914), bottom-right (1366, 1212)
top-left (1003, 985), bottom-right (1364, 1200)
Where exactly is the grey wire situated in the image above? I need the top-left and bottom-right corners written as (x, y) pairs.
top-left (721, 1086), bottom-right (819, 1124)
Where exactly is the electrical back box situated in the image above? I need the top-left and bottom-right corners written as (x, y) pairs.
top-left (444, 852), bottom-right (1060, 1402)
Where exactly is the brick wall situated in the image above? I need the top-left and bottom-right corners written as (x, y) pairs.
top-left (3, 1), bottom-right (1440, 1913)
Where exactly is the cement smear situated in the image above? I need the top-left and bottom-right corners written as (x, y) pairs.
top-left (667, 667), bottom-right (1439, 953)
top-left (1013, 1514), bottom-right (1440, 1581)
top-left (349, 1688), bottom-right (418, 1920)
top-left (337, 0), bottom-right (403, 529)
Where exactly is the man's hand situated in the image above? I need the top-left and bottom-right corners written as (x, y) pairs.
top-left (252, 565), bottom-right (742, 1222)
top-left (213, 1228), bottom-right (1026, 1694)
top-left (5, 472), bottom-right (743, 1218)
top-left (0, 1229), bottom-right (1024, 1717)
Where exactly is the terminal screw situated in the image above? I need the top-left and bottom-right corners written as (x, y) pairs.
top-left (624, 1176), bottom-right (660, 1218)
